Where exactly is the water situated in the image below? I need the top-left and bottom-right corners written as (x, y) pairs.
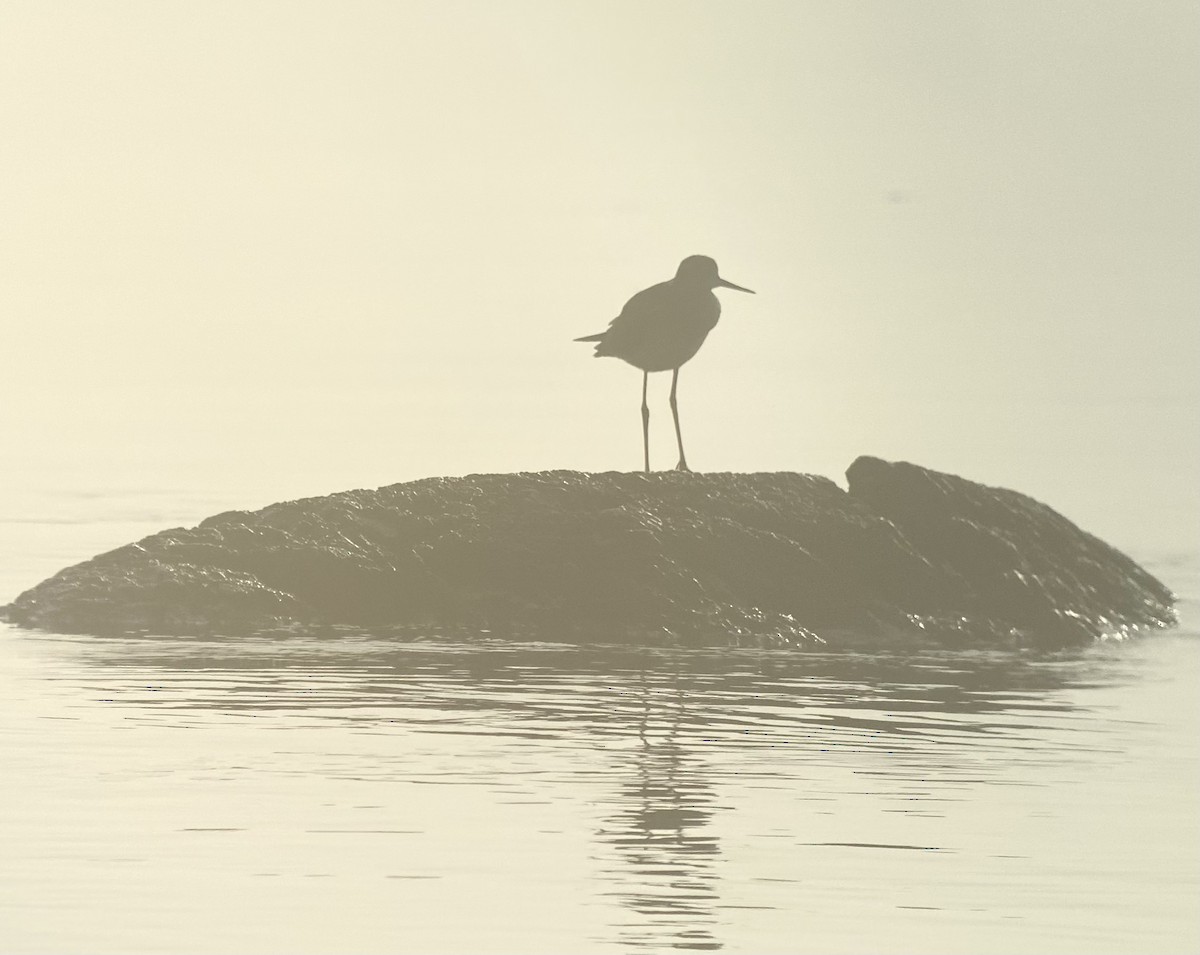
top-left (2, 494), bottom-right (1198, 953)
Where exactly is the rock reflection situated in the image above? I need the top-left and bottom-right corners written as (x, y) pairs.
top-left (30, 631), bottom-right (1122, 951)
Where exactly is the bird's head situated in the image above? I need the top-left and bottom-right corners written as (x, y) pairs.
top-left (675, 255), bottom-right (755, 294)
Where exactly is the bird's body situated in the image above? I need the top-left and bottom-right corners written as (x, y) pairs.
top-left (580, 279), bottom-right (721, 372)
top-left (576, 255), bottom-right (754, 472)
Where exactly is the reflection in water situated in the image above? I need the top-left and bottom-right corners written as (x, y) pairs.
top-left (600, 667), bottom-right (722, 950)
top-left (2, 628), bottom-right (1197, 954)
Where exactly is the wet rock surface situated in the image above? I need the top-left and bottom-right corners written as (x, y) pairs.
top-left (1, 457), bottom-right (1176, 648)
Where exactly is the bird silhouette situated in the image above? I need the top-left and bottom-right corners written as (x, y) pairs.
top-left (576, 255), bottom-right (755, 472)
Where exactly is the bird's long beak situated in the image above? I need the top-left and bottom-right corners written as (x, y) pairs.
top-left (716, 277), bottom-right (755, 294)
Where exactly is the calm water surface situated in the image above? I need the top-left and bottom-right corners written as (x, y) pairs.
top-left (1, 498), bottom-right (1198, 953)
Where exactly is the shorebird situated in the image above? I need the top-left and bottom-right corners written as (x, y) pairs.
top-left (576, 255), bottom-right (755, 472)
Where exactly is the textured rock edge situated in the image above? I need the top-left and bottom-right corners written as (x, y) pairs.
top-left (0, 457), bottom-right (1177, 649)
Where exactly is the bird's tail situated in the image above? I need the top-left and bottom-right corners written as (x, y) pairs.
top-left (574, 332), bottom-right (605, 343)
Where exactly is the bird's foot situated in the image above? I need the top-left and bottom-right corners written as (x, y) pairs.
top-left (674, 460), bottom-right (691, 472)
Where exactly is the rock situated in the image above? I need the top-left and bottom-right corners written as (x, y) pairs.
top-left (844, 457), bottom-right (1175, 647)
top-left (0, 458), bottom-right (1176, 648)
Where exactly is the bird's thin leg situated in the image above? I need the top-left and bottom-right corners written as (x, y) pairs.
top-left (641, 370), bottom-right (650, 473)
top-left (669, 367), bottom-right (689, 472)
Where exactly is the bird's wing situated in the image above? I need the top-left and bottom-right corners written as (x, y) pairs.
top-left (595, 282), bottom-right (674, 352)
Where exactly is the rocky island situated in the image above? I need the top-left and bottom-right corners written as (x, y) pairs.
top-left (1, 457), bottom-right (1175, 649)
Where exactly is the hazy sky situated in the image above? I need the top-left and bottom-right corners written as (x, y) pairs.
top-left (2, 0), bottom-right (1197, 551)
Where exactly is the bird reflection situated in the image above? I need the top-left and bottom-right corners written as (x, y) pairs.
top-left (595, 665), bottom-right (723, 950)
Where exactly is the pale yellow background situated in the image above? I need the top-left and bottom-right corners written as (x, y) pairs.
top-left (2, 0), bottom-right (1196, 553)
